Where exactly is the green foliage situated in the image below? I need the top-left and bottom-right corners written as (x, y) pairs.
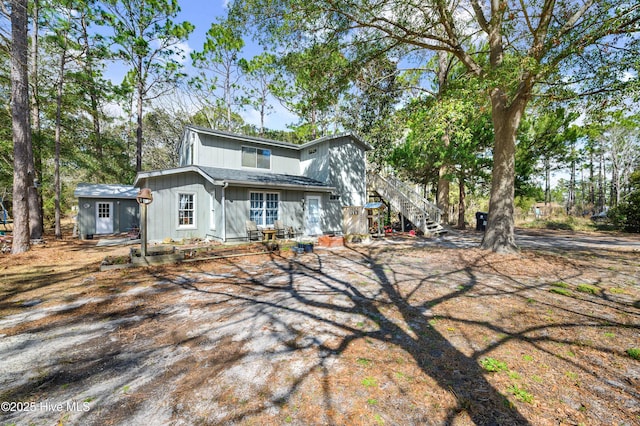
top-left (550, 288), bottom-right (572, 297)
top-left (238, 53), bottom-right (281, 134)
top-left (626, 348), bottom-right (640, 360)
top-left (514, 196), bottom-right (537, 215)
top-left (390, 62), bottom-right (493, 190)
top-left (507, 385), bottom-right (534, 403)
top-left (190, 19), bottom-right (246, 132)
top-left (480, 357), bottom-right (508, 372)
top-left (609, 170), bottom-right (640, 233)
top-left (341, 55), bottom-right (403, 169)
top-left (361, 377), bottom-right (378, 388)
top-left (277, 42), bottom-right (352, 137)
top-left (515, 107), bottom-right (578, 201)
top-left (576, 284), bottom-right (600, 295)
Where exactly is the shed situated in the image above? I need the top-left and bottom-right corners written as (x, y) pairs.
top-left (74, 183), bottom-right (139, 239)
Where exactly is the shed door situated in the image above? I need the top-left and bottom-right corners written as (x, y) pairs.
top-left (96, 202), bottom-right (113, 234)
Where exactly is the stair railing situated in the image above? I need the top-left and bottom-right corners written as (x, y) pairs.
top-left (368, 173), bottom-right (442, 224)
top-left (368, 172), bottom-right (443, 233)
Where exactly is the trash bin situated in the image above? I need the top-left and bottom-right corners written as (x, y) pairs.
top-left (475, 212), bottom-right (488, 231)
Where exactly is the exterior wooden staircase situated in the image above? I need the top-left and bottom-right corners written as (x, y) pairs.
top-left (367, 172), bottom-right (447, 236)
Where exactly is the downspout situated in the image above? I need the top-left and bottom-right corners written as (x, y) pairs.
top-left (221, 182), bottom-right (228, 242)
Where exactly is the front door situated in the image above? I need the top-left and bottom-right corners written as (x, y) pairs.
top-left (304, 195), bottom-right (322, 236)
top-left (95, 202), bottom-right (114, 234)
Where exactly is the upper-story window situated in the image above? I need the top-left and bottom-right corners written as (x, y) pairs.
top-left (242, 146), bottom-right (271, 169)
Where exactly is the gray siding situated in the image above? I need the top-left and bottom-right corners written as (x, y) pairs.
top-left (159, 129), bottom-right (369, 240)
top-left (221, 186), bottom-right (306, 241)
top-left (142, 173), bottom-right (309, 242)
top-left (193, 132), bottom-right (300, 174)
top-left (144, 171), bottom-right (217, 242)
top-left (300, 140), bottom-right (330, 183)
top-left (77, 198), bottom-right (138, 238)
top-left (328, 137), bottom-right (367, 206)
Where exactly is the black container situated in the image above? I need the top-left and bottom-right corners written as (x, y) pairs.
top-left (475, 212), bottom-right (488, 232)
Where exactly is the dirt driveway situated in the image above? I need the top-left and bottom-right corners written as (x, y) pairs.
top-left (0, 230), bottom-right (639, 425)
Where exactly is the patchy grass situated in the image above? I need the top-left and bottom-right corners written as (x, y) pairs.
top-left (507, 385), bottom-right (534, 403)
top-left (361, 377), bottom-right (378, 388)
top-left (480, 357), bottom-right (509, 373)
top-left (626, 348), bottom-right (640, 360)
top-left (550, 287), bottom-right (572, 297)
top-left (576, 284), bottom-right (600, 294)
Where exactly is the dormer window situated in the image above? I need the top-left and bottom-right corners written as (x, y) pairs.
top-left (242, 146), bottom-right (271, 169)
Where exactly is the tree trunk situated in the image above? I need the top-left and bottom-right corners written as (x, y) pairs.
top-left (136, 78), bottom-right (144, 172)
top-left (458, 175), bottom-right (466, 230)
top-left (588, 150), bottom-right (595, 209)
top-left (436, 50), bottom-right (450, 224)
top-left (28, 0), bottom-right (44, 241)
top-left (597, 149), bottom-right (605, 212)
top-left (481, 91), bottom-right (525, 253)
top-left (81, 13), bottom-right (103, 160)
top-left (568, 155), bottom-right (576, 215)
top-left (610, 161), bottom-right (618, 208)
top-left (54, 49), bottom-right (67, 239)
top-left (10, 0), bottom-right (33, 254)
top-left (437, 164), bottom-right (450, 225)
top-left (544, 158), bottom-right (550, 205)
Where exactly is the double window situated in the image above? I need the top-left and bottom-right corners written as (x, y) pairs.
top-left (250, 192), bottom-right (279, 226)
top-left (178, 193), bottom-right (195, 228)
top-left (242, 146), bottom-right (271, 169)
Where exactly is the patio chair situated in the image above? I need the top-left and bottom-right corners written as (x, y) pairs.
top-left (274, 220), bottom-right (287, 239)
top-left (246, 220), bottom-right (262, 241)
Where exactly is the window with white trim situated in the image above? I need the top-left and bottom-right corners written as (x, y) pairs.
top-left (242, 146), bottom-right (271, 169)
top-left (178, 193), bottom-right (195, 228)
top-left (250, 192), bottom-right (279, 226)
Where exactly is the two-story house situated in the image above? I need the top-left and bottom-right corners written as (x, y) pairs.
top-left (133, 125), bottom-right (371, 242)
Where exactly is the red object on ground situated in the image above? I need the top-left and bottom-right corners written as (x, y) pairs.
top-left (317, 235), bottom-right (344, 248)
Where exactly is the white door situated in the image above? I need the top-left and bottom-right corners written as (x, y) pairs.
top-left (95, 202), bottom-right (113, 234)
top-left (304, 195), bottom-right (322, 236)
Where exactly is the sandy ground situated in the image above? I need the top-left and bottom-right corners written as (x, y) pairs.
top-left (0, 230), bottom-right (639, 425)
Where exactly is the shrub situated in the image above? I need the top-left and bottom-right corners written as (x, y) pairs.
top-left (627, 348), bottom-right (640, 360)
top-left (610, 170), bottom-right (640, 233)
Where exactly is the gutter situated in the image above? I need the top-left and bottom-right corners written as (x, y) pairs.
top-left (213, 179), bottom-right (335, 193)
top-left (221, 181), bottom-right (229, 242)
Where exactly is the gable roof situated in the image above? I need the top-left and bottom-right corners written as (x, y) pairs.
top-left (134, 166), bottom-right (335, 192)
top-left (74, 183), bottom-right (138, 199)
top-left (184, 125), bottom-right (372, 152)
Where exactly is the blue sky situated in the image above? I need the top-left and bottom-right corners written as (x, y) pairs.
top-left (176, 0), bottom-right (226, 52)
top-left (104, 0), bottom-right (297, 131)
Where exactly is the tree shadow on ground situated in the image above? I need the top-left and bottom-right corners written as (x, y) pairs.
top-left (2, 242), bottom-right (638, 425)
top-left (160, 247), bottom-right (535, 424)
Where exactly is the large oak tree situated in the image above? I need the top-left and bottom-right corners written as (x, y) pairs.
top-left (231, 0), bottom-right (640, 252)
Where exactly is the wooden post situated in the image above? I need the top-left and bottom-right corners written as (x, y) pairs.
top-left (140, 202), bottom-right (147, 258)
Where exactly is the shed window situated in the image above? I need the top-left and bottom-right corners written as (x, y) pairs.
top-left (178, 193), bottom-right (195, 227)
top-left (242, 146), bottom-right (271, 169)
